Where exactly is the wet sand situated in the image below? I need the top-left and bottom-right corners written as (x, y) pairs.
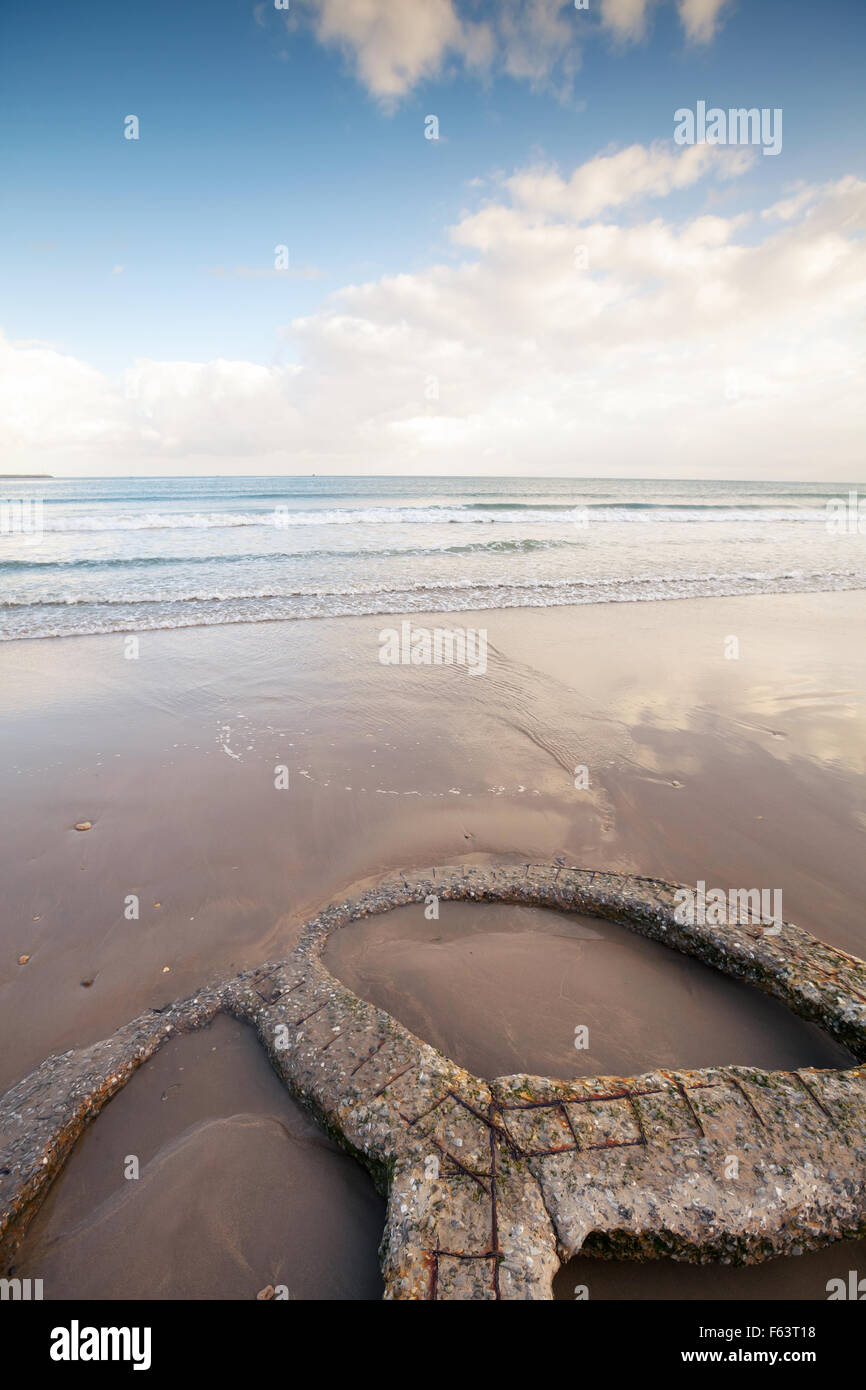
top-left (324, 901), bottom-right (856, 1079)
top-left (13, 1014), bottom-right (384, 1299)
top-left (2, 590), bottom-right (865, 1297)
top-left (324, 895), bottom-right (866, 1300)
top-left (553, 1238), bottom-right (866, 1300)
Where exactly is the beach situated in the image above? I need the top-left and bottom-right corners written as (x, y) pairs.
top-left (4, 0), bottom-right (866, 1324)
top-left (2, 587), bottom-right (865, 1297)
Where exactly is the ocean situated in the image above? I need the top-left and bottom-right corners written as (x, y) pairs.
top-left (0, 476), bottom-right (863, 641)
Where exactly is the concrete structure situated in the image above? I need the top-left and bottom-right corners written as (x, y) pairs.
top-left (2, 863), bottom-right (865, 1299)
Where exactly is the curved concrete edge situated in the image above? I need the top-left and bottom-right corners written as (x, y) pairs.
top-left (2, 863), bottom-right (866, 1300)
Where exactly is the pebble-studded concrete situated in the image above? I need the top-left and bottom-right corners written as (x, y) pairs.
top-left (2, 864), bottom-right (865, 1299)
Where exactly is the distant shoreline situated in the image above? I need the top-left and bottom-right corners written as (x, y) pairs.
top-left (0, 474), bottom-right (53, 479)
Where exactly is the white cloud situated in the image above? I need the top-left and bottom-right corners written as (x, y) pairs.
top-left (676, 0), bottom-right (730, 45)
top-left (760, 183), bottom-right (820, 222)
top-left (3, 146), bottom-right (864, 479)
top-left (500, 140), bottom-right (753, 224)
top-left (0, 341), bottom-right (302, 461)
top-left (297, 0), bottom-right (582, 102)
top-left (302, 0), bottom-right (476, 101)
top-left (600, 0), bottom-right (658, 43)
top-left (496, 0), bottom-right (582, 94)
top-left (292, 0), bottom-right (730, 103)
top-left (600, 0), bottom-right (729, 45)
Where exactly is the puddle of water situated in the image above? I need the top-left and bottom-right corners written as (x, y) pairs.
top-left (16, 912), bottom-right (858, 1303)
top-left (13, 1014), bottom-right (385, 1300)
top-left (325, 900), bottom-right (863, 1300)
top-left (554, 1239), bottom-right (866, 1300)
top-left (324, 900), bottom-right (855, 1079)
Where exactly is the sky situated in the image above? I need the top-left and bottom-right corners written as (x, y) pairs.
top-left (0, 0), bottom-right (864, 479)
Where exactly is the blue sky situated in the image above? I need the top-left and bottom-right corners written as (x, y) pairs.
top-left (1, 0), bottom-right (864, 476)
top-left (2, 0), bottom-right (863, 370)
